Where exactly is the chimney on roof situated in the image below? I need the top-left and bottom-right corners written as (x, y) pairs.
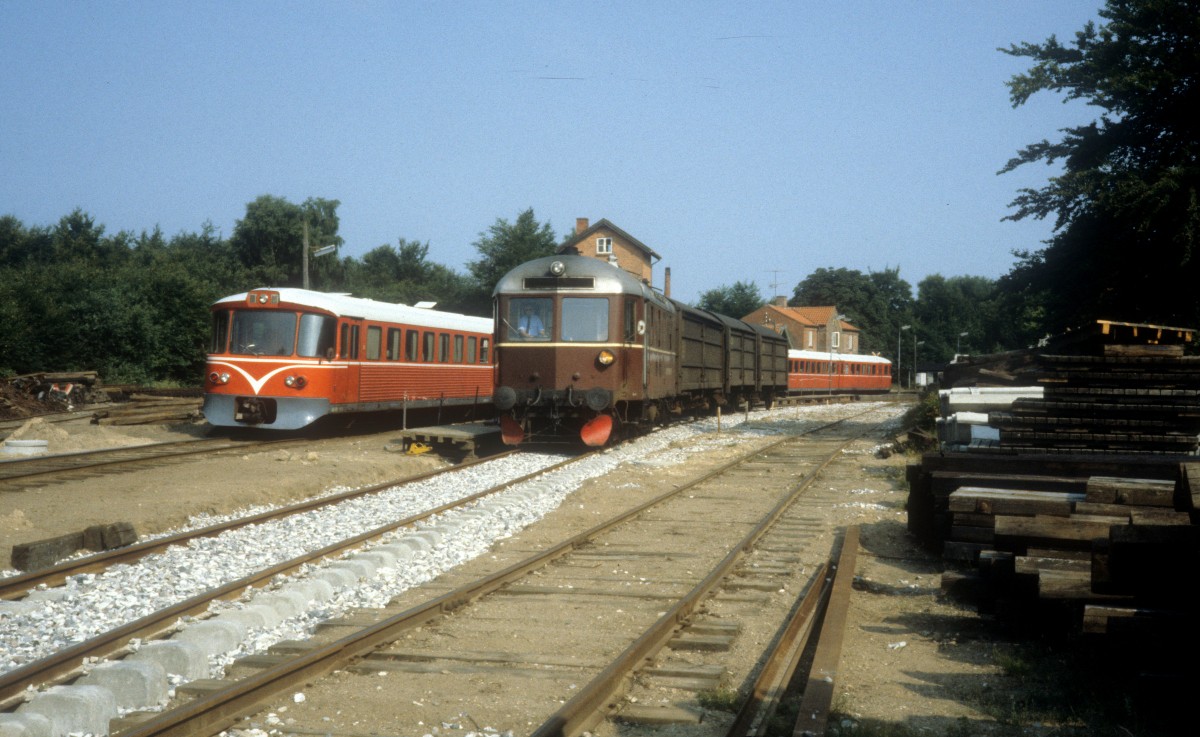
top-left (575, 218), bottom-right (589, 234)
top-left (772, 296), bottom-right (787, 307)
top-left (664, 267), bottom-right (671, 298)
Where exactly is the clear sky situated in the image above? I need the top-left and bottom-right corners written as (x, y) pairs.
top-left (1, 1), bottom-right (1102, 304)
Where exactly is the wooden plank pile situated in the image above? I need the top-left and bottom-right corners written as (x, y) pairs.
top-left (90, 394), bottom-right (203, 426)
top-left (908, 322), bottom-right (1200, 682)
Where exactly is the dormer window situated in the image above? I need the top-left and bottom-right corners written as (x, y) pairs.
top-left (596, 237), bottom-right (613, 255)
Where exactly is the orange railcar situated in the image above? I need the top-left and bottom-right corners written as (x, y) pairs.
top-left (203, 288), bottom-right (492, 429)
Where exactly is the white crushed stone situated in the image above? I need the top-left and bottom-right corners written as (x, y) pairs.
top-left (1, 402), bottom-right (907, 683)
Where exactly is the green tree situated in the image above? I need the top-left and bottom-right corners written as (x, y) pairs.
top-left (999, 0), bottom-right (1200, 331)
top-left (465, 208), bottom-right (560, 313)
top-left (792, 267), bottom-right (915, 358)
top-left (229, 196), bottom-right (342, 287)
top-left (345, 239), bottom-right (477, 313)
top-left (697, 281), bottom-right (765, 318)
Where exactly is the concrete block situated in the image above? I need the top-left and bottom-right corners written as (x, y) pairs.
top-left (354, 550), bottom-right (397, 570)
top-left (128, 640), bottom-right (209, 680)
top-left (213, 605), bottom-right (271, 631)
top-left (372, 543), bottom-right (415, 564)
top-left (172, 619), bottom-right (246, 657)
top-left (0, 712), bottom-right (52, 737)
top-left (313, 566), bottom-right (358, 590)
top-left (77, 660), bottom-right (168, 710)
top-left (282, 578), bottom-right (334, 603)
top-left (18, 684), bottom-right (118, 737)
top-left (327, 557), bottom-right (376, 580)
top-left (252, 589), bottom-right (309, 620)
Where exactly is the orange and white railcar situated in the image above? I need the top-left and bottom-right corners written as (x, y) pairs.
top-left (787, 349), bottom-right (892, 394)
top-left (203, 288), bottom-right (492, 429)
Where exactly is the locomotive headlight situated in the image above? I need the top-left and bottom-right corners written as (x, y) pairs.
top-left (208, 371), bottom-right (231, 385)
top-left (597, 350), bottom-right (615, 366)
top-left (284, 375), bottom-right (307, 389)
top-left (550, 260), bottom-right (566, 276)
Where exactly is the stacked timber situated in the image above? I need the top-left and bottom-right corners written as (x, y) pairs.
top-left (908, 322), bottom-right (1200, 679)
top-left (91, 394), bottom-right (203, 426)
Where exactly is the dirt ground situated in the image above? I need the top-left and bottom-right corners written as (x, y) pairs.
top-left (0, 412), bottom-right (1171, 736)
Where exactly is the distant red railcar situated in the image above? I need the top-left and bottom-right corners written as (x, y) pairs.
top-left (786, 348), bottom-right (892, 394)
top-left (203, 288), bottom-right (492, 430)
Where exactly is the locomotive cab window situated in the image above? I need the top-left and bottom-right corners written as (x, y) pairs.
top-left (508, 298), bottom-right (552, 341)
top-left (297, 314), bottom-right (336, 358)
top-left (561, 298), bottom-right (609, 342)
top-left (231, 310), bottom-right (295, 356)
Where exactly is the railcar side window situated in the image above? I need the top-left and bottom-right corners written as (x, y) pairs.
top-left (339, 324), bottom-right (360, 359)
top-left (480, 338), bottom-right (490, 363)
top-left (562, 298), bottom-right (609, 342)
top-left (454, 335), bottom-right (464, 363)
top-left (297, 314), bottom-right (336, 358)
top-left (386, 328), bottom-right (401, 360)
top-left (423, 332), bottom-right (435, 362)
top-left (624, 299), bottom-right (636, 342)
top-left (507, 298), bottom-right (552, 341)
top-left (366, 326), bottom-right (382, 360)
top-left (406, 330), bottom-right (419, 361)
top-left (439, 333), bottom-right (450, 362)
top-left (467, 337), bottom-right (477, 363)
top-left (231, 310), bottom-right (296, 356)
top-left (210, 311), bottom-right (230, 353)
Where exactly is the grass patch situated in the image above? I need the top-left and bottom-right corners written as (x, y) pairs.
top-left (696, 687), bottom-right (740, 713)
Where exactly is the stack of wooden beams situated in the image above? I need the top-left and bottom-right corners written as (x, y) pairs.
top-left (987, 346), bottom-right (1200, 455)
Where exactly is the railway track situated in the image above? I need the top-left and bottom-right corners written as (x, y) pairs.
top-left (0, 449), bottom-right (570, 708)
top-left (15, 403), bottom-right (896, 737)
top-left (0, 437), bottom-right (301, 488)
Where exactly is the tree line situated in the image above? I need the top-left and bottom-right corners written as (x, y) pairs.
top-left (701, 0), bottom-right (1199, 367)
top-left (2, 0), bottom-right (1194, 384)
top-left (0, 202), bottom-right (560, 383)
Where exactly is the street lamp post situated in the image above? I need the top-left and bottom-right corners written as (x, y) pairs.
top-left (913, 338), bottom-right (925, 389)
top-left (829, 314), bottom-right (846, 395)
top-left (897, 324), bottom-right (911, 389)
top-left (957, 331), bottom-right (969, 356)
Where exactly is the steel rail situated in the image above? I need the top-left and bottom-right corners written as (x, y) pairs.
top-left (725, 559), bottom-right (833, 737)
top-left (0, 450), bottom-right (514, 599)
top-left (0, 449), bottom-right (572, 708)
top-left (112, 427), bottom-right (834, 737)
top-left (0, 438), bottom-right (297, 485)
top-left (529, 426), bottom-right (870, 737)
top-left (791, 525), bottom-right (860, 737)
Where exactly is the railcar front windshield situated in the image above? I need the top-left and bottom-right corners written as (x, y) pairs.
top-left (561, 297), bottom-right (609, 342)
top-left (506, 298), bottom-right (553, 341)
top-left (297, 313), bottom-right (337, 357)
top-left (230, 310), bottom-right (297, 356)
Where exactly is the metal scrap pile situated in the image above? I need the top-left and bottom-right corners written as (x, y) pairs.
top-left (0, 372), bottom-right (108, 420)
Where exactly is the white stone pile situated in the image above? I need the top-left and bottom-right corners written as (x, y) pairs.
top-left (0, 402), bottom-right (904, 737)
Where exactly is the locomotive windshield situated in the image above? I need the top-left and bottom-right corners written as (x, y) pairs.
top-left (561, 297), bottom-right (609, 342)
top-left (229, 310), bottom-right (296, 356)
top-left (507, 298), bottom-right (553, 341)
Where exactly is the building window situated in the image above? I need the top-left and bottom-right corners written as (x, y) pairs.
top-left (806, 330), bottom-right (814, 348)
top-left (831, 332), bottom-right (840, 349)
top-left (596, 237), bottom-right (612, 255)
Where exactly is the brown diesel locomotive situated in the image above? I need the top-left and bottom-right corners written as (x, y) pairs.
top-left (492, 254), bottom-right (789, 445)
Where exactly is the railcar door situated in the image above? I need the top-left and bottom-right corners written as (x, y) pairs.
top-left (337, 320), bottom-right (362, 404)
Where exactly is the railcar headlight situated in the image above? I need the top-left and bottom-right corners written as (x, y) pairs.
top-left (208, 371), bottom-right (230, 385)
top-left (284, 375), bottom-right (307, 389)
top-left (597, 350), bottom-right (615, 366)
top-left (550, 260), bottom-right (566, 276)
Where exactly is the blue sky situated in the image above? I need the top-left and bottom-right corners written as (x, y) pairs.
top-left (1, 1), bottom-right (1102, 304)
